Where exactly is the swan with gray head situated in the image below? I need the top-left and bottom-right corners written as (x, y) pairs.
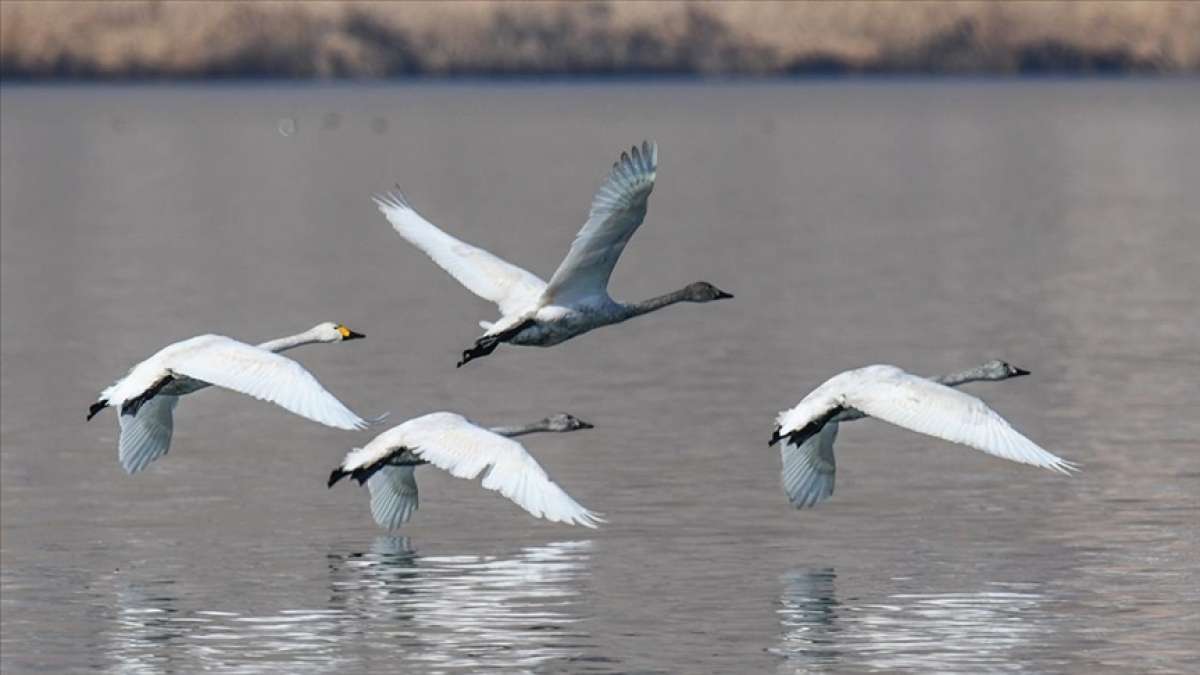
top-left (771, 360), bottom-right (1077, 509)
top-left (328, 412), bottom-right (602, 529)
top-left (373, 141), bottom-right (732, 367)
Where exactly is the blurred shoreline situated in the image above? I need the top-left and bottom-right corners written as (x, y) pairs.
top-left (2, 1), bottom-right (1198, 80)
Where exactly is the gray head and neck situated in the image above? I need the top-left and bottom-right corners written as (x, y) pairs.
top-left (490, 413), bottom-right (594, 438)
top-left (934, 359), bottom-right (1030, 387)
top-left (616, 281), bottom-right (733, 322)
top-left (256, 322), bottom-right (365, 353)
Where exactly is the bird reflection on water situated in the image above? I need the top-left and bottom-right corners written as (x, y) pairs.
top-left (106, 539), bottom-right (596, 672)
top-left (327, 537), bottom-right (596, 671)
top-left (775, 568), bottom-right (1048, 672)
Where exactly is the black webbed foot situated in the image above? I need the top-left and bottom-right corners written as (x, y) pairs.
top-left (87, 400), bottom-right (109, 421)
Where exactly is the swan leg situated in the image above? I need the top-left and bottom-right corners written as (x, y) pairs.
top-left (120, 375), bottom-right (174, 418)
top-left (456, 319), bottom-right (536, 368)
top-left (87, 399), bottom-right (109, 421)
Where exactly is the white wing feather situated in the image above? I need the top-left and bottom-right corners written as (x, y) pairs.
top-left (542, 141), bottom-right (657, 305)
top-left (118, 395), bottom-right (179, 474)
top-left (845, 367), bottom-right (1075, 474)
top-left (165, 335), bottom-right (368, 431)
top-left (340, 413), bottom-right (602, 527)
top-left (781, 421), bottom-right (839, 508)
top-left (373, 191), bottom-right (546, 316)
top-left (367, 465), bottom-right (420, 530)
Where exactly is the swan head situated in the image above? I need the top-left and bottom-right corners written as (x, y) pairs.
top-left (683, 281), bottom-right (734, 303)
top-left (313, 322), bottom-right (365, 343)
top-left (542, 413), bottom-right (594, 432)
top-left (980, 359), bottom-right (1030, 380)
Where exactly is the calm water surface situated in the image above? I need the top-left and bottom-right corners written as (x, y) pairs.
top-left (2, 82), bottom-right (1197, 673)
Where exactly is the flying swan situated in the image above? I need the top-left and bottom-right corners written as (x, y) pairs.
top-left (88, 323), bottom-right (371, 473)
top-left (373, 141), bottom-right (733, 367)
top-left (770, 362), bottom-right (1077, 508)
top-left (328, 412), bottom-right (603, 529)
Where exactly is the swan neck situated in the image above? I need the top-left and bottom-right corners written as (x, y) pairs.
top-left (621, 287), bottom-right (693, 320)
top-left (489, 420), bottom-right (549, 437)
top-left (257, 329), bottom-right (320, 353)
top-left (935, 364), bottom-right (992, 387)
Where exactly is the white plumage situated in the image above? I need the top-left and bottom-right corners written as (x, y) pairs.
top-left (90, 325), bottom-right (371, 473)
top-left (374, 142), bottom-right (731, 366)
top-left (773, 364), bottom-right (1076, 508)
top-left (330, 412), bottom-right (602, 529)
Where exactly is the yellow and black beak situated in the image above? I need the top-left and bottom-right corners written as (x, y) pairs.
top-left (337, 325), bottom-right (365, 341)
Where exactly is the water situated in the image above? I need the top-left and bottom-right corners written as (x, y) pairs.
top-left (2, 81), bottom-right (1197, 673)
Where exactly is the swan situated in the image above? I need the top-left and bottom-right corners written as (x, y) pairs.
top-left (373, 141), bottom-right (733, 367)
top-left (328, 412), bottom-right (602, 529)
top-left (770, 361), bottom-right (1077, 508)
top-left (88, 322), bottom-right (371, 473)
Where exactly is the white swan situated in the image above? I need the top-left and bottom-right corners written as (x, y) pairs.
top-left (373, 141), bottom-right (732, 367)
top-left (770, 362), bottom-right (1077, 508)
top-left (88, 322), bottom-right (370, 473)
top-left (328, 412), bottom-right (602, 529)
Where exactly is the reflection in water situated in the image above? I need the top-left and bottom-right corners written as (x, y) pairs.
top-left (776, 569), bottom-right (1047, 673)
top-left (107, 539), bottom-right (595, 673)
top-left (327, 537), bottom-right (595, 671)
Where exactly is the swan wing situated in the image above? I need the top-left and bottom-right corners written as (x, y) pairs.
top-left (367, 465), bottom-right (420, 529)
top-left (542, 141), bottom-right (657, 306)
top-left (393, 412), bottom-right (602, 527)
top-left (118, 395), bottom-right (179, 474)
top-left (165, 335), bottom-right (368, 431)
top-left (781, 421), bottom-right (839, 508)
top-left (847, 368), bottom-right (1075, 473)
top-left (373, 190), bottom-right (547, 316)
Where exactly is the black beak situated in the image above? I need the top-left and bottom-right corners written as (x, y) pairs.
top-left (576, 420), bottom-right (594, 430)
top-left (716, 290), bottom-right (734, 300)
top-left (1012, 366), bottom-right (1031, 377)
top-left (345, 330), bottom-right (365, 340)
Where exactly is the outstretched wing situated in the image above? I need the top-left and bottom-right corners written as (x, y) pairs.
top-left (367, 465), bottom-right (420, 530)
top-left (165, 335), bottom-right (368, 431)
top-left (118, 395), bottom-right (179, 474)
top-left (388, 412), bottom-right (602, 527)
top-left (781, 421), bottom-right (839, 508)
top-left (374, 191), bottom-right (546, 317)
top-left (542, 141), bottom-right (657, 306)
top-left (848, 370), bottom-right (1076, 474)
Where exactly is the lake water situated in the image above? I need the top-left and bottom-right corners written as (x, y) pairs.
top-left (1, 81), bottom-right (1197, 673)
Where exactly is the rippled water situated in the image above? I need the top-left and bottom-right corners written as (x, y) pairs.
top-left (2, 82), bottom-right (1197, 673)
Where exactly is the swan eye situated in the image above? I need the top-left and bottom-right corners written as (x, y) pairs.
top-left (336, 325), bottom-right (352, 338)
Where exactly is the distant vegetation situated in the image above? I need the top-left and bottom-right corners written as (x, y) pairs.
top-left (2, 1), bottom-right (1197, 79)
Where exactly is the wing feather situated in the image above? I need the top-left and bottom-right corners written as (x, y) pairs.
top-left (367, 465), bottom-right (420, 530)
top-left (118, 395), bottom-right (179, 473)
top-left (165, 335), bottom-right (368, 431)
top-left (542, 141), bottom-right (657, 305)
top-left (781, 421), bottom-right (839, 508)
top-left (847, 370), bottom-right (1075, 474)
top-left (373, 190), bottom-right (546, 316)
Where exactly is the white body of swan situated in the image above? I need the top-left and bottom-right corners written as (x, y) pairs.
top-left (89, 323), bottom-right (370, 473)
top-left (328, 412), bottom-right (602, 529)
top-left (374, 141), bottom-right (732, 366)
top-left (771, 363), bottom-right (1076, 509)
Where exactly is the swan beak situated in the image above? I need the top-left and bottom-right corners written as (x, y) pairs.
top-left (577, 420), bottom-right (594, 430)
top-left (1012, 366), bottom-right (1031, 377)
top-left (337, 324), bottom-right (365, 340)
top-left (716, 290), bottom-right (734, 300)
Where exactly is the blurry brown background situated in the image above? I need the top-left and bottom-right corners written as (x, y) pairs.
top-left (2, 0), bottom-right (1198, 79)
